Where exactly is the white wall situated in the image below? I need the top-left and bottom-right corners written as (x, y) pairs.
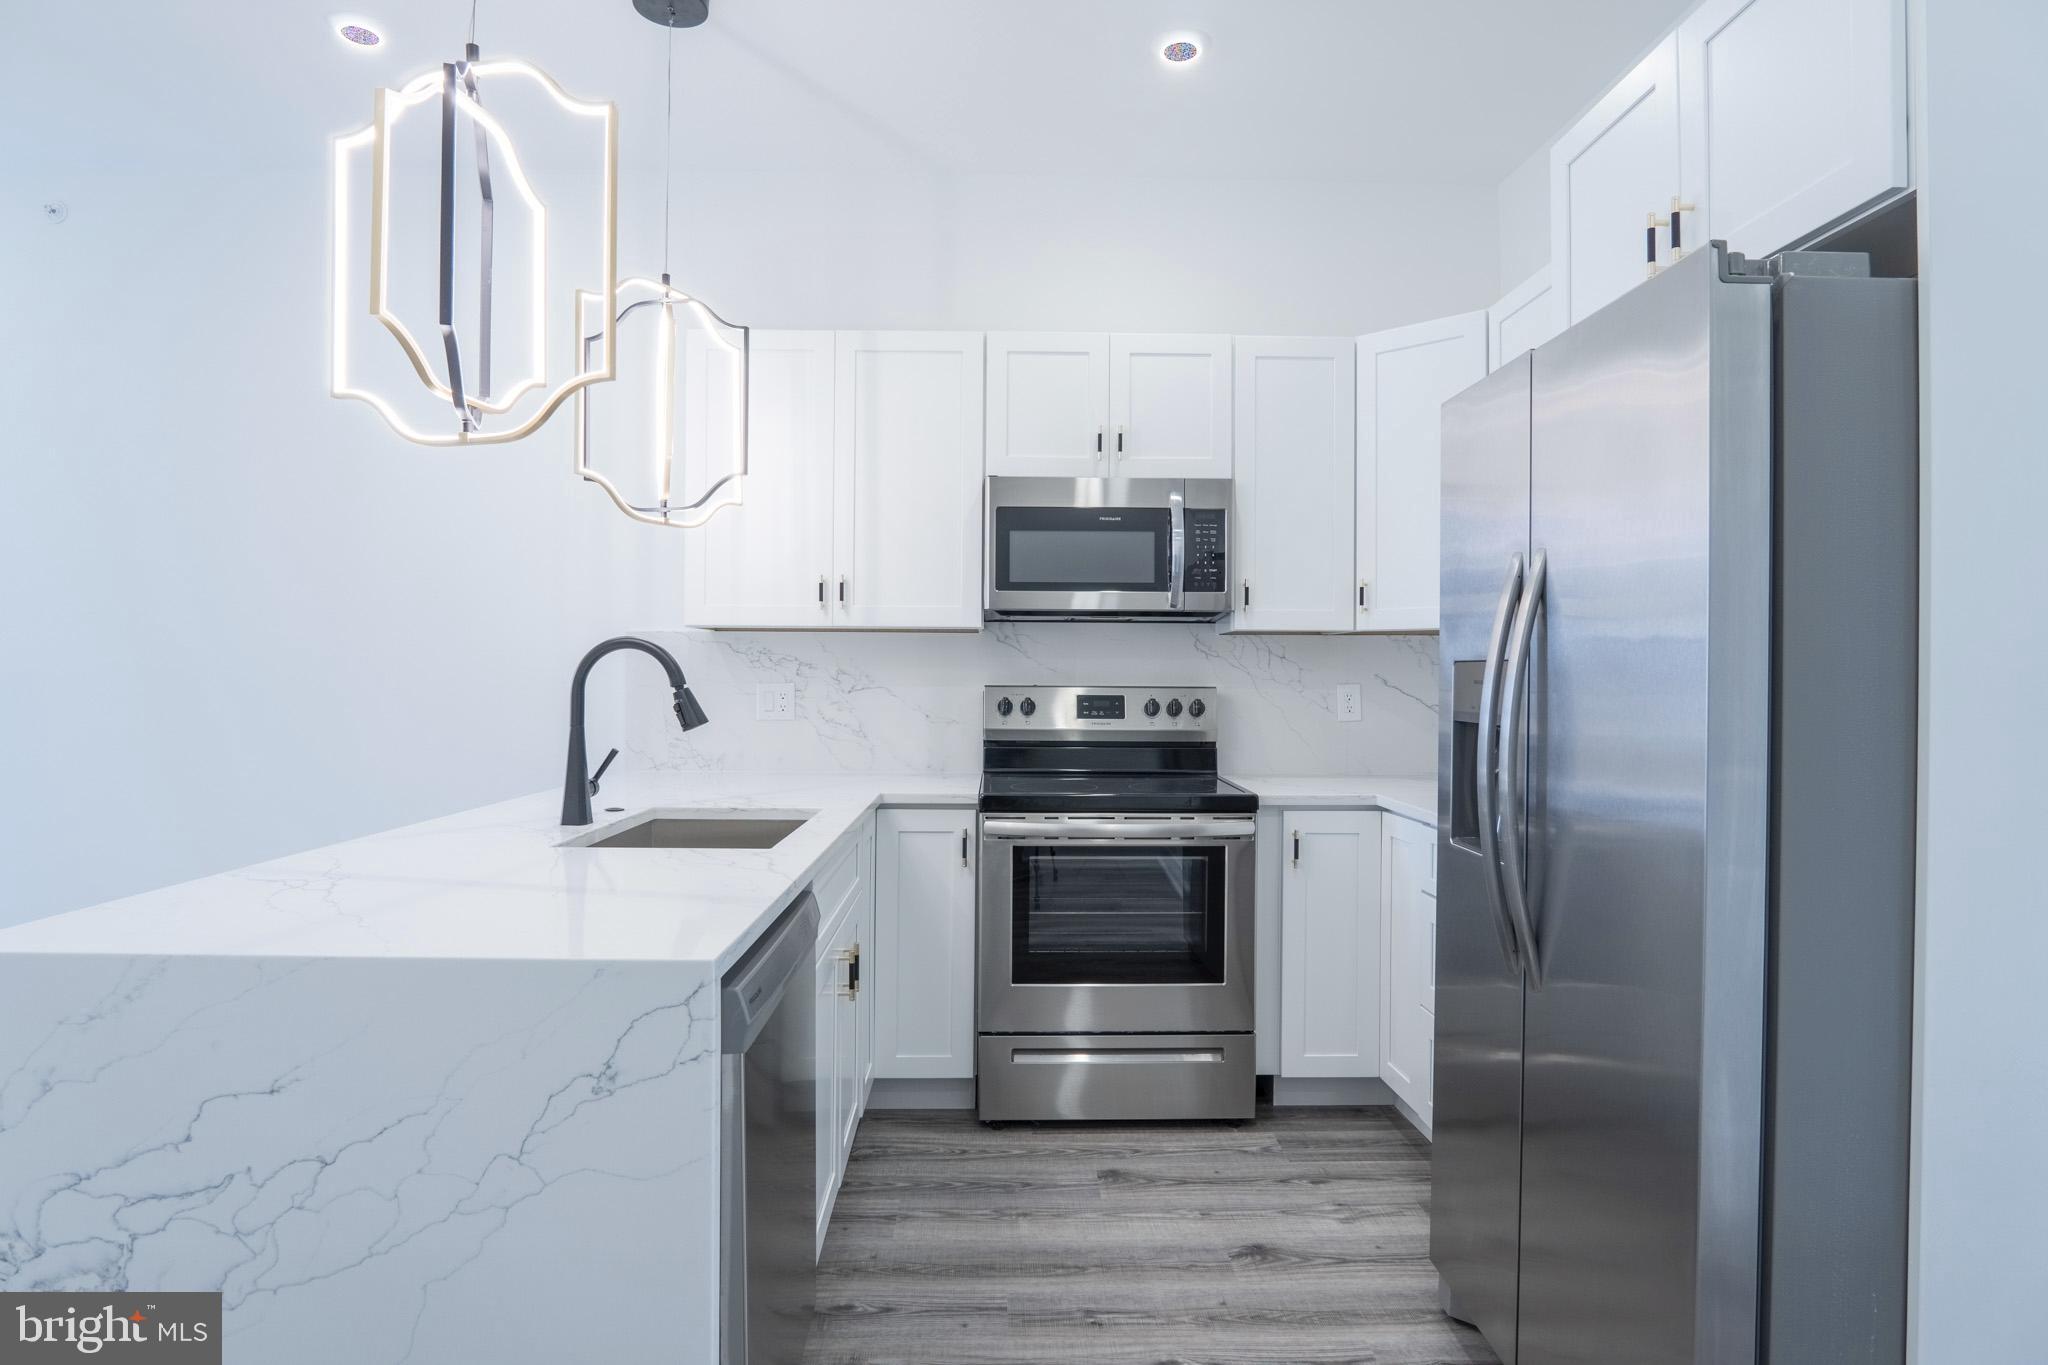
top-left (0, 149), bottom-right (1484, 928)
top-left (650, 168), bottom-right (1499, 335)
top-left (0, 165), bottom-right (641, 928)
top-left (1908, 0), bottom-right (2048, 1355)
top-left (1495, 142), bottom-right (1553, 294)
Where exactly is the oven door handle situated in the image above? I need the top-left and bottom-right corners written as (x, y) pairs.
top-left (981, 818), bottom-right (1256, 841)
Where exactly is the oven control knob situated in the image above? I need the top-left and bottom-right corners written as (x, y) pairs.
top-left (1143, 698), bottom-right (1161, 718)
top-left (1165, 698), bottom-right (1184, 718)
top-left (1188, 698), bottom-right (1206, 719)
top-left (1019, 697), bottom-right (1037, 718)
top-left (996, 697), bottom-right (1013, 717)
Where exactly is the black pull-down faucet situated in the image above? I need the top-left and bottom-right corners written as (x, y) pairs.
top-left (561, 637), bottom-right (708, 826)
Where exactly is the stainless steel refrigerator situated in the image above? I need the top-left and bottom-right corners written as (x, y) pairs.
top-left (1432, 244), bottom-right (1917, 1364)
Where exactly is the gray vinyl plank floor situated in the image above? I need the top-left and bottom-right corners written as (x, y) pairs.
top-left (805, 1105), bottom-right (1500, 1365)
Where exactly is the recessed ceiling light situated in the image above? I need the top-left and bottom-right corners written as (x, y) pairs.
top-left (1159, 32), bottom-right (1207, 68)
top-left (1163, 41), bottom-right (1198, 63)
top-left (330, 14), bottom-right (385, 50)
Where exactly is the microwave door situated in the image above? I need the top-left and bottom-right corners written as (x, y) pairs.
top-left (987, 505), bottom-right (1171, 605)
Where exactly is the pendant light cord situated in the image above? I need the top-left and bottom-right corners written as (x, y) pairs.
top-left (662, 23), bottom-right (675, 284)
top-left (468, 0), bottom-right (479, 46)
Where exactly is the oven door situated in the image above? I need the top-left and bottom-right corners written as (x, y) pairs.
top-left (978, 815), bottom-right (1255, 1035)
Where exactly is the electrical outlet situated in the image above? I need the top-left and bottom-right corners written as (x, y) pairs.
top-left (1334, 684), bottom-right (1363, 722)
top-left (754, 684), bottom-right (796, 721)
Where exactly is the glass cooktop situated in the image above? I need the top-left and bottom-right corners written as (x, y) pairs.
top-left (978, 771), bottom-right (1258, 815)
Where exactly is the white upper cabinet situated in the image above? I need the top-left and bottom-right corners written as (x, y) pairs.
top-left (1678, 0), bottom-right (1909, 258)
top-left (1551, 35), bottom-right (1683, 327)
top-left (1228, 337), bottom-right (1356, 633)
top-left (986, 333), bottom-right (1231, 481)
top-left (985, 333), bottom-right (1110, 479)
top-left (682, 331), bottom-right (837, 629)
top-left (1355, 312), bottom-right (1487, 634)
top-left (1280, 809), bottom-right (1383, 1078)
top-left (1488, 268), bottom-right (1560, 373)
top-left (833, 332), bottom-right (985, 630)
top-left (1108, 334), bottom-right (1234, 480)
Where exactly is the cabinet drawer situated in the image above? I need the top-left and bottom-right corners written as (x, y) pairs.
top-left (813, 835), bottom-right (863, 927)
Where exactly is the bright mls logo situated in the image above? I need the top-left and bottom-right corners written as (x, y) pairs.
top-left (0, 1294), bottom-right (220, 1363)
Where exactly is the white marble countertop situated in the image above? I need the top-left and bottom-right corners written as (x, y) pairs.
top-left (1228, 775), bottom-right (1437, 826)
top-left (0, 771), bottom-right (1436, 970)
top-left (0, 773), bottom-right (977, 971)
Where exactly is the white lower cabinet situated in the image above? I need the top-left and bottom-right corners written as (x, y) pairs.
top-left (873, 809), bottom-right (978, 1080)
top-left (813, 821), bottom-right (875, 1255)
top-left (1279, 810), bottom-right (1383, 1077)
top-left (1379, 815), bottom-right (1437, 1132)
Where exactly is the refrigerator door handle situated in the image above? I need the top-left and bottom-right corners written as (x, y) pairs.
top-left (1476, 553), bottom-right (1526, 973)
top-left (1499, 549), bottom-right (1548, 990)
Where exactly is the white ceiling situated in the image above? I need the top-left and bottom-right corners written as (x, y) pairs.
top-left (6, 0), bottom-right (1694, 184)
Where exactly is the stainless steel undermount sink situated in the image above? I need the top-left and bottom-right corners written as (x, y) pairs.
top-left (571, 814), bottom-right (811, 851)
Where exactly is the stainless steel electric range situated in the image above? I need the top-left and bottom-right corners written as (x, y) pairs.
top-left (976, 685), bottom-right (1258, 1122)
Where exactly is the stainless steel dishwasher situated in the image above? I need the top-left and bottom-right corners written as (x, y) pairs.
top-left (719, 890), bottom-right (819, 1364)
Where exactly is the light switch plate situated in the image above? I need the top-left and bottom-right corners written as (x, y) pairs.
top-left (754, 684), bottom-right (796, 721)
top-left (1334, 684), bottom-right (1363, 722)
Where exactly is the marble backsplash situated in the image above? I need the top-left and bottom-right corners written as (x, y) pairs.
top-left (618, 623), bottom-right (1438, 778)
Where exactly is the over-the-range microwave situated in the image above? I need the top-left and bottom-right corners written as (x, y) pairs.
top-left (984, 476), bottom-right (1230, 622)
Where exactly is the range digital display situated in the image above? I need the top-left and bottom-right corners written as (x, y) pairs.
top-left (1075, 693), bottom-right (1126, 720)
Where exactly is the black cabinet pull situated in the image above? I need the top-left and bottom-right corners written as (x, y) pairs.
top-left (1292, 830), bottom-right (1301, 865)
top-left (961, 830), bottom-right (969, 865)
top-left (1646, 218), bottom-right (1659, 266)
top-left (1670, 206), bottom-right (1683, 253)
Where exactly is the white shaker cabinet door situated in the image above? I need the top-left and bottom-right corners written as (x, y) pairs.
top-left (1109, 334), bottom-right (1233, 480)
top-left (1279, 810), bottom-right (1383, 1078)
top-left (1551, 35), bottom-right (1683, 327)
top-left (815, 917), bottom-right (846, 1256)
top-left (855, 820), bottom-right (877, 1111)
top-left (1355, 312), bottom-right (1486, 633)
top-left (833, 332), bottom-right (985, 630)
top-left (1228, 338), bottom-right (1356, 634)
top-left (986, 333), bottom-right (1110, 478)
top-left (1380, 815), bottom-right (1437, 1131)
top-left (681, 331), bottom-right (837, 628)
top-left (1488, 268), bottom-right (1560, 373)
top-left (1678, 0), bottom-right (1909, 258)
top-left (874, 809), bottom-right (978, 1081)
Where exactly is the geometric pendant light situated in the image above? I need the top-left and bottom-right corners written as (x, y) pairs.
top-left (574, 0), bottom-right (751, 528)
top-left (330, 12), bottom-right (619, 446)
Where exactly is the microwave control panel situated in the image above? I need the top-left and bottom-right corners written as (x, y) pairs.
top-left (1183, 509), bottom-right (1227, 593)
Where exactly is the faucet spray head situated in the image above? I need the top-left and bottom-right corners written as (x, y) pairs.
top-left (673, 686), bottom-right (709, 731)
